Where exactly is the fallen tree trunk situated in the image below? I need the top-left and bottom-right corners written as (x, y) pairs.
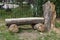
top-left (5, 17), bottom-right (44, 26)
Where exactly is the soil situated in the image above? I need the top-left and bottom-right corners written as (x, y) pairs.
top-left (17, 30), bottom-right (40, 40)
top-left (56, 18), bottom-right (60, 22)
top-left (52, 18), bottom-right (60, 34)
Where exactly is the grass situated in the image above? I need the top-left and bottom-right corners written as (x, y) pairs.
top-left (0, 32), bottom-right (19, 40)
top-left (37, 31), bottom-right (59, 40)
top-left (0, 5), bottom-right (33, 19)
top-left (0, 22), bottom-right (60, 40)
top-left (0, 25), bottom-right (60, 40)
top-left (0, 25), bottom-right (20, 40)
top-left (55, 21), bottom-right (60, 28)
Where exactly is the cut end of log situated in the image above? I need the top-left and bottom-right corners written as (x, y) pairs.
top-left (34, 23), bottom-right (46, 32)
top-left (8, 24), bottom-right (19, 33)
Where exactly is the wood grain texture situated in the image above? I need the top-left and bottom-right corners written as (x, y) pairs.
top-left (5, 17), bottom-right (44, 26)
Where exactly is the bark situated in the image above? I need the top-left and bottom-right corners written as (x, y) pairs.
top-left (43, 1), bottom-right (52, 30)
top-left (5, 17), bottom-right (44, 26)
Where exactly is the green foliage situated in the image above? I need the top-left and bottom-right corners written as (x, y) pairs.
top-left (0, 0), bottom-right (60, 18)
top-left (38, 0), bottom-right (60, 18)
top-left (0, 5), bottom-right (33, 19)
top-left (37, 0), bottom-right (43, 17)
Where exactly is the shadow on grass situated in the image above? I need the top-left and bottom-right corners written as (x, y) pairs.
top-left (18, 28), bottom-right (34, 33)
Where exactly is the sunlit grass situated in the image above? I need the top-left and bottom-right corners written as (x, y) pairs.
top-left (0, 25), bottom-right (19, 40)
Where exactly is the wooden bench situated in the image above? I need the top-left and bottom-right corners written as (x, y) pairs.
top-left (5, 17), bottom-right (44, 26)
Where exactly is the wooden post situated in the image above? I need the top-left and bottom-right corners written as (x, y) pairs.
top-left (43, 1), bottom-right (52, 31)
top-left (43, 1), bottom-right (56, 31)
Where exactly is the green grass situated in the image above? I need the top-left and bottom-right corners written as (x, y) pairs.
top-left (37, 31), bottom-right (60, 40)
top-left (0, 19), bottom-right (20, 40)
top-left (0, 5), bottom-right (33, 19)
top-left (55, 22), bottom-right (60, 28)
top-left (0, 32), bottom-right (19, 40)
top-left (0, 25), bottom-right (20, 40)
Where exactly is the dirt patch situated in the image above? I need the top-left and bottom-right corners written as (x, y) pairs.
top-left (56, 18), bottom-right (60, 23)
top-left (17, 30), bottom-right (41, 40)
top-left (52, 27), bottom-right (60, 34)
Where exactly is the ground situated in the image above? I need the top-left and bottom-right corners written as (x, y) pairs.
top-left (56, 18), bottom-right (60, 23)
top-left (0, 19), bottom-right (60, 40)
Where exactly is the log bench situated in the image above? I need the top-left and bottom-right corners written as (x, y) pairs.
top-left (5, 17), bottom-right (44, 26)
top-left (5, 1), bottom-right (56, 32)
top-left (5, 17), bottom-right (44, 32)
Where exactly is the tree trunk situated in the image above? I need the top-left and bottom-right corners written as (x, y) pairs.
top-left (43, 1), bottom-right (52, 31)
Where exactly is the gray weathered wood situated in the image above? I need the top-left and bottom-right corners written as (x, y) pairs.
top-left (5, 17), bottom-right (44, 26)
top-left (43, 1), bottom-right (52, 30)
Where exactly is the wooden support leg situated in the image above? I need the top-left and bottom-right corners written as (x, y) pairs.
top-left (8, 24), bottom-right (19, 33)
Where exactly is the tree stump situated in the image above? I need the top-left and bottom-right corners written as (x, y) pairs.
top-left (43, 1), bottom-right (52, 31)
top-left (34, 23), bottom-right (45, 32)
top-left (43, 1), bottom-right (56, 31)
top-left (50, 2), bottom-right (56, 29)
top-left (8, 24), bottom-right (19, 33)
